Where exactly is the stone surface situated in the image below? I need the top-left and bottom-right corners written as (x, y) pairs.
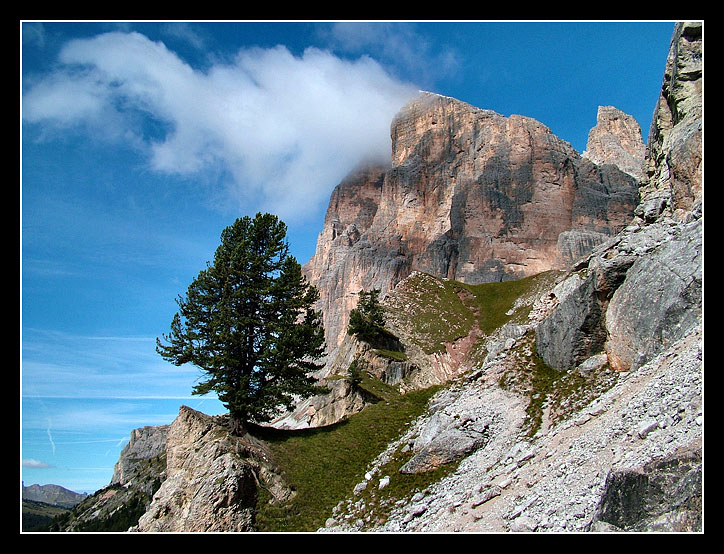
top-left (604, 220), bottom-right (701, 372)
top-left (535, 211), bottom-right (701, 374)
top-left (305, 93), bottom-right (641, 352)
top-left (638, 22), bottom-right (702, 223)
top-left (135, 406), bottom-right (292, 532)
top-left (583, 106), bottom-right (646, 179)
top-left (111, 424), bottom-right (169, 494)
top-left (590, 442), bottom-right (702, 532)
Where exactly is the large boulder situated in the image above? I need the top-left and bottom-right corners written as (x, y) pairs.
top-left (589, 442), bottom-right (702, 532)
top-left (135, 406), bottom-right (293, 532)
top-left (605, 219), bottom-right (702, 371)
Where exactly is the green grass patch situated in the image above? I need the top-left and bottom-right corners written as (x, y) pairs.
top-left (385, 273), bottom-right (479, 355)
top-left (251, 383), bottom-right (443, 532)
top-left (499, 334), bottom-right (620, 437)
top-left (386, 270), bottom-right (561, 356)
top-left (459, 273), bottom-right (548, 335)
top-left (373, 348), bottom-right (409, 362)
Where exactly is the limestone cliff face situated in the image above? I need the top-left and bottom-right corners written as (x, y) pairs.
top-left (637, 22), bottom-right (702, 223)
top-left (302, 163), bottom-right (390, 363)
top-left (306, 93), bottom-right (641, 351)
top-left (111, 424), bottom-right (169, 495)
top-left (583, 105), bottom-right (646, 179)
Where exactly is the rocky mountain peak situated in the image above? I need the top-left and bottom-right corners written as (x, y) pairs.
top-left (305, 90), bottom-right (641, 352)
top-left (583, 105), bottom-right (646, 179)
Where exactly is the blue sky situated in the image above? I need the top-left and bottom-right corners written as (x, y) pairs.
top-left (21, 20), bottom-right (676, 494)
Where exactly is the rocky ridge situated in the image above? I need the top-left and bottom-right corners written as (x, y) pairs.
top-left (133, 406), bottom-right (293, 532)
top-left (304, 92), bottom-right (642, 353)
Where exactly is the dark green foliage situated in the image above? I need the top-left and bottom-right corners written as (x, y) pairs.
top-left (156, 213), bottom-right (327, 433)
top-left (347, 356), bottom-right (365, 389)
top-left (347, 289), bottom-right (399, 349)
top-left (22, 500), bottom-right (69, 531)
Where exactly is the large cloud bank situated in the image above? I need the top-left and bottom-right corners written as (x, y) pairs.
top-left (22, 31), bottom-right (419, 220)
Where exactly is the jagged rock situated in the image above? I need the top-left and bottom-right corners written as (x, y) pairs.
top-left (325, 23), bottom-right (701, 534)
top-left (70, 22), bottom-right (702, 535)
top-left (302, 163), bottom-right (389, 354)
top-left (305, 93), bottom-right (640, 351)
top-left (536, 212), bottom-right (701, 373)
top-left (556, 229), bottom-right (610, 267)
top-left (509, 515), bottom-right (538, 533)
top-left (271, 333), bottom-right (414, 429)
top-left (135, 406), bottom-right (292, 532)
top-left (638, 22), bottom-right (702, 223)
top-left (111, 424), bottom-right (169, 495)
top-left (605, 219), bottom-right (702, 371)
top-left (534, 267), bottom-right (607, 371)
top-left (583, 106), bottom-right (646, 180)
top-left (590, 442), bottom-right (702, 532)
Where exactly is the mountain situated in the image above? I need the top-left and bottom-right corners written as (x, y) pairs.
top-left (47, 22), bottom-right (702, 533)
top-left (303, 92), bottom-right (642, 354)
top-left (22, 483), bottom-right (88, 508)
top-left (22, 483), bottom-right (89, 531)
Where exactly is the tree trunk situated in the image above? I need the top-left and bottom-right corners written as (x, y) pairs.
top-left (229, 412), bottom-right (249, 436)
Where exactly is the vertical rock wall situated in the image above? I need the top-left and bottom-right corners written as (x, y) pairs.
top-left (638, 22), bottom-right (702, 223)
top-left (306, 92), bottom-right (642, 351)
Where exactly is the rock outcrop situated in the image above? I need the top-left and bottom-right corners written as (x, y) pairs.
top-left (134, 406), bottom-right (293, 532)
top-left (111, 424), bottom-right (169, 495)
top-left (583, 106), bottom-right (646, 179)
top-left (535, 216), bottom-right (702, 373)
top-left (589, 442), bottom-right (702, 532)
top-left (637, 21), bottom-right (702, 223)
top-left (305, 93), bottom-right (642, 353)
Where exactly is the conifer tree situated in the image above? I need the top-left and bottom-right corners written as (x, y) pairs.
top-left (347, 289), bottom-right (389, 345)
top-left (156, 213), bottom-right (326, 435)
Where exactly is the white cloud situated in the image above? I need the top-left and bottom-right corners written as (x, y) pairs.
top-left (23, 458), bottom-right (54, 469)
top-left (22, 31), bottom-right (419, 221)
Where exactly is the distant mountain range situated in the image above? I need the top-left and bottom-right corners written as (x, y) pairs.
top-left (22, 483), bottom-right (88, 508)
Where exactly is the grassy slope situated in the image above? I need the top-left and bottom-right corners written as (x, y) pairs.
top-left (251, 270), bottom-right (565, 532)
top-left (252, 376), bottom-right (444, 532)
top-left (386, 270), bottom-right (562, 356)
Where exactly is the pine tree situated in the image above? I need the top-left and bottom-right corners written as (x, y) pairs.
top-left (156, 213), bottom-right (326, 435)
top-left (347, 289), bottom-right (392, 346)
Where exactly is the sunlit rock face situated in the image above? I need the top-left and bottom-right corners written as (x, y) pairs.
top-left (583, 105), bottom-right (646, 180)
top-left (637, 21), bottom-right (702, 224)
top-left (305, 92), bottom-right (640, 351)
